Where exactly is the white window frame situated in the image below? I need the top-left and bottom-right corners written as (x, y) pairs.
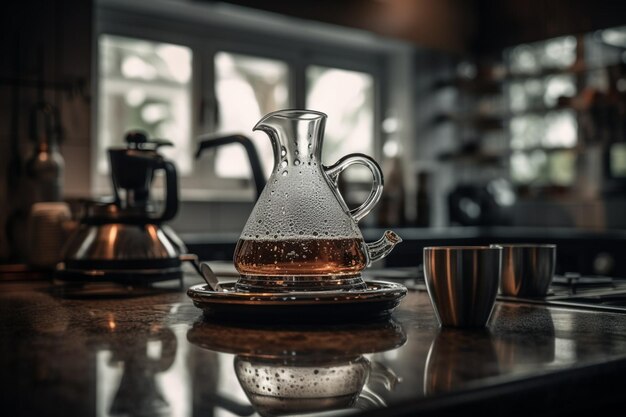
top-left (94, 0), bottom-right (404, 202)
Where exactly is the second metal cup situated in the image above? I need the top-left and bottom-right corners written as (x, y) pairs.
top-left (492, 244), bottom-right (556, 298)
top-left (423, 246), bottom-right (502, 328)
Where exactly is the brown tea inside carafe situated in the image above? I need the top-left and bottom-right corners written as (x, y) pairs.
top-left (234, 238), bottom-right (367, 276)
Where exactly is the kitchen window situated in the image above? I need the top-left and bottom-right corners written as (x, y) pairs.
top-left (505, 29), bottom-right (626, 187)
top-left (98, 35), bottom-right (194, 175)
top-left (505, 36), bottom-right (580, 186)
top-left (95, 1), bottom-right (388, 198)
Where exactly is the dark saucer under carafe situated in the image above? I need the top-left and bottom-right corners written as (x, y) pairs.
top-left (234, 237), bottom-right (369, 292)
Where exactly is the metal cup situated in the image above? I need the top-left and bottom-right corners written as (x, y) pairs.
top-left (491, 244), bottom-right (556, 297)
top-left (423, 246), bottom-right (502, 328)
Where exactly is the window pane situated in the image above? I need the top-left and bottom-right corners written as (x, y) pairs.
top-left (507, 75), bottom-right (576, 113)
top-left (510, 150), bottom-right (548, 184)
top-left (508, 36), bottom-right (577, 75)
top-left (214, 52), bottom-right (290, 178)
top-left (611, 143), bottom-right (626, 178)
top-left (539, 36), bottom-right (577, 69)
top-left (505, 35), bottom-right (581, 188)
top-left (543, 110), bottom-right (577, 148)
top-left (98, 35), bottom-right (193, 174)
top-left (548, 150), bottom-right (576, 185)
top-left (510, 114), bottom-right (544, 150)
top-left (543, 74), bottom-right (576, 107)
top-left (508, 44), bottom-right (540, 75)
top-left (306, 66), bottom-right (374, 178)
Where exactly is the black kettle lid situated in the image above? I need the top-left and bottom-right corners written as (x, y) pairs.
top-left (124, 130), bottom-right (173, 151)
top-left (91, 130), bottom-right (180, 225)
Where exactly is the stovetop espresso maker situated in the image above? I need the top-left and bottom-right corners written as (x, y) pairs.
top-left (58, 131), bottom-right (189, 283)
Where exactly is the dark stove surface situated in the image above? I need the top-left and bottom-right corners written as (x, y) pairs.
top-left (499, 274), bottom-right (626, 313)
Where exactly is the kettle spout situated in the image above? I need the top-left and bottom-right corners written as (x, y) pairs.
top-left (365, 230), bottom-right (402, 266)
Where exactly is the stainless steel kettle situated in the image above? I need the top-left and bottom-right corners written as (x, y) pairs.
top-left (58, 131), bottom-right (188, 283)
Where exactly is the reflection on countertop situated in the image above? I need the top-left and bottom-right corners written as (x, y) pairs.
top-left (188, 319), bottom-right (406, 415)
top-left (3, 274), bottom-right (626, 416)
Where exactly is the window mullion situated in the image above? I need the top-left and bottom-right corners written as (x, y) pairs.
top-left (293, 53), bottom-right (307, 109)
top-left (200, 46), bottom-right (217, 135)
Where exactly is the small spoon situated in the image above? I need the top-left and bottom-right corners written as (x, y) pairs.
top-left (181, 254), bottom-right (222, 291)
top-left (200, 262), bottom-right (222, 292)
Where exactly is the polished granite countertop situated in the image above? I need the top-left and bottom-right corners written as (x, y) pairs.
top-left (2, 272), bottom-right (626, 417)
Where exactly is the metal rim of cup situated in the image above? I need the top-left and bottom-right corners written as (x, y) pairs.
top-left (424, 246), bottom-right (502, 251)
top-left (489, 243), bottom-right (556, 249)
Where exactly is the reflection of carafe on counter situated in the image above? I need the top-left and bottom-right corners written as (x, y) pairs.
top-left (187, 318), bottom-right (407, 417)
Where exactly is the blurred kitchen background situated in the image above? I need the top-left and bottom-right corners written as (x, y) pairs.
top-left (2, 0), bottom-right (626, 275)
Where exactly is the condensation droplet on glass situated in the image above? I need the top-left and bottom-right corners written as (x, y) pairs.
top-left (280, 160), bottom-right (288, 169)
top-left (294, 159), bottom-right (300, 166)
top-left (281, 146), bottom-right (287, 157)
top-left (282, 170), bottom-right (288, 176)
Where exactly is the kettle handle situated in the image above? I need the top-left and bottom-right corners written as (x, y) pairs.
top-left (155, 159), bottom-right (179, 222)
top-left (324, 153), bottom-right (384, 222)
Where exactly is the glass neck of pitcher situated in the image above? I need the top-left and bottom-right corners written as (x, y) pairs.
top-left (254, 110), bottom-right (327, 169)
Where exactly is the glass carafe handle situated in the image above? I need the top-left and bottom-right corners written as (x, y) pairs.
top-left (324, 153), bottom-right (383, 222)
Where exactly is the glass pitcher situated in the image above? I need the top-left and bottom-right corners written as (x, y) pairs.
top-left (234, 109), bottom-right (401, 292)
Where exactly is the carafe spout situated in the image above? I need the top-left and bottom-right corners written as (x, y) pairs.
top-left (365, 230), bottom-right (402, 265)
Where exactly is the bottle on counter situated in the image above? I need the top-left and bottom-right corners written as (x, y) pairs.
top-left (377, 154), bottom-right (406, 227)
top-left (23, 101), bottom-right (67, 268)
top-left (415, 171), bottom-right (431, 227)
top-left (25, 101), bottom-right (65, 202)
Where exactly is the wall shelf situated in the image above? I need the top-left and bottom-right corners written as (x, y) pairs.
top-left (433, 112), bottom-right (505, 131)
